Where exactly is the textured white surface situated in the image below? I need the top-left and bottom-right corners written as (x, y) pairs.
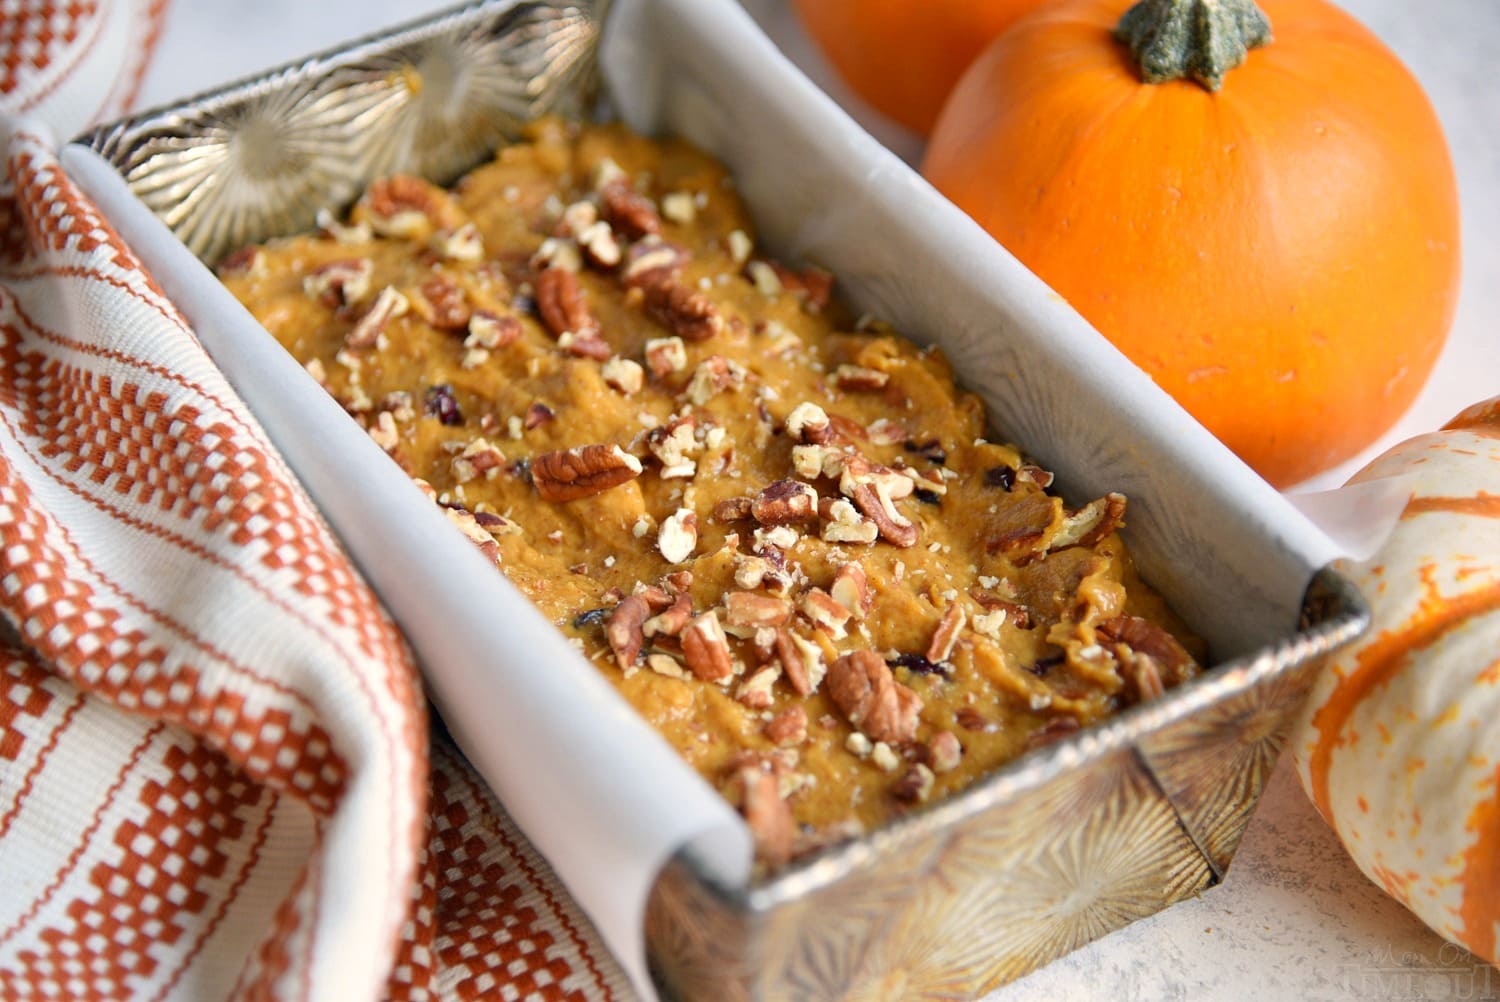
top-left (133, 2), bottom-right (1499, 999)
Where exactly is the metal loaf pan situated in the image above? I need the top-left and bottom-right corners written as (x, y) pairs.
top-left (72, 0), bottom-right (1369, 997)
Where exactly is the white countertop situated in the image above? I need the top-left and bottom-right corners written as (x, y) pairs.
top-left (135, 2), bottom-right (1499, 999)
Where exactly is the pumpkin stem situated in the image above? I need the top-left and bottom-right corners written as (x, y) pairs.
top-left (1115, 0), bottom-right (1272, 91)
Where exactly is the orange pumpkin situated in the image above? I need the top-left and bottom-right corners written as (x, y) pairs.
top-left (790, 0), bottom-right (1047, 136)
top-left (1292, 395), bottom-right (1500, 964)
top-left (922, 0), bottom-right (1461, 487)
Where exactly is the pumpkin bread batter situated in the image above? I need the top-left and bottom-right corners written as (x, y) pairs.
top-left (221, 119), bottom-right (1204, 867)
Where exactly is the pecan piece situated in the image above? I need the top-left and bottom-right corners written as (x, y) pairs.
top-left (361, 174), bottom-right (464, 236)
top-left (622, 239), bottom-right (690, 288)
top-left (644, 336), bottom-right (688, 378)
top-left (737, 764), bottom-right (793, 868)
top-left (773, 629), bottom-right (823, 696)
top-left (531, 444), bottom-right (642, 501)
top-left (345, 286), bottom-right (408, 349)
top-left (765, 705), bottom-right (808, 747)
top-left (523, 402), bottom-right (555, 430)
top-left (927, 731), bottom-right (962, 773)
top-left (599, 179), bottom-right (661, 239)
top-left (413, 275), bottom-right (472, 331)
top-left (713, 496), bottom-right (755, 523)
top-left (606, 595), bottom-right (650, 671)
top-left (926, 604), bottom-right (968, 663)
top-left (303, 258), bottom-right (372, 307)
top-left (644, 278), bottom-right (723, 342)
top-left (1051, 492), bottom-right (1128, 551)
top-left (1097, 615), bottom-right (1197, 691)
top-left (682, 611), bottom-right (734, 683)
top-left (466, 311), bottom-right (522, 349)
top-left (752, 479), bottom-right (819, 525)
top-left (644, 592), bottom-right (693, 638)
top-left (535, 266), bottom-right (599, 339)
top-left (784, 402), bottom-right (831, 444)
top-left (847, 481), bottom-right (919, 548)
top-left (828, 650), bottom-right (923, 745)
top-left (724, 592), bottom-right (792, 629)
top-left (829, 563), bottom-right (871, 620)
top-left (800, 588), bottom-right (852, 640)
top-left (891, 764), bottom-right (936, 804)
top-left (832, 364), bottom-right (890, 392)
top-left (658, 508), bottom-right (699, 564)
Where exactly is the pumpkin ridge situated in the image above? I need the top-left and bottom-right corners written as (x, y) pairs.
top-left (1402, 495), bottom-right (1500, 520)
top-left (1458, 760), bottom-right (1500, 959)
top-left (1307, 578), bottom-right (1500, 820)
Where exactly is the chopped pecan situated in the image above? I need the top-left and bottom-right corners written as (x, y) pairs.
top-left (303, 258), bottom-right (372, 307)
top-left (660, 191), bottom-right (697, 224)
top-left (644, 336), bottom-right (688, 378)
top-left (773, 629), bottom-right (823, 696)
top-left (316, 208), bottom-right (373, 245)
top-left (829, 563), bottom-right (871, 620)
top-left (752, 479), bottom-right (819, 525)
top-left (531, 444), bottom-right (642, 501)
top-left (765, 705), bottom-right (808, 747)
top-left (218, 245), bottom-right (264, 278)
top-left (1097, 615), bottom-right (1196, 689)
top-left (430, 222), bottom-right (484, 262)
top-left (345, 286), bottom-right (409, 349)
top-left (606, 595), bottom-right (650, 671)
top-left (1051, 492), bottom-right (1128, 551)
top-left (737, 764), bottom-right (793, 868)
top-left (926, 604), bottom-right (968, 663)
top-left (724, 592), bottom-right (793, 629)
top-left (752, 259), bottom-right (833, 312)
top-left (799, 588), bottom-right (852, 640)
top-left (535, 266), bottom-right (599, 339)
top-left (891, 764), bottom-right (936, 804)
top-left (784, 402), bottom-right (831, 444)
top-left (658, 508), bottom-right (699, 564)
top-left (833, 364), bottom-right (890, 392)
top-left (847, 481), bottom-right (919, 548)
top-left (645, 278), bottom-right (723, 342)
top-left (557, 330), bottom-right (612, 360)
top-left (599, 179), bottom-right (662, 239)
top-left (361, 174), bottom-right (464, 236)
top-left (685, 355), bottom-right (744, 405)
top-left (523, 402), bottom-right (555, 430)
top-left (451, 438), bottom-right (505, 483)
top-left (682, 611), bottom-right (734, 683)
top-left (971, 594), bottom-right (1031, 628)
top-left (647, 415), bottom-right (699, 477)
top-left (1016, 465), bottom-right (1055, 490)
top-left (713, 496), bottom-right (755, 523)
top-left (577, 220), bottom-right (622, 269)
top-left (622, 239), bottom-right (690, 287)
top-left (819, 497), bottom-right (879, 545)
top-left (644, 591), bottom-right (693, 638)
top-left (411, 275), bottom-right (471, 331)
top-left (646, 653), bottom-right (691, 680)
top-left (735, 667), bottom-right (780, 710)
top-left (828, 650), bottom-right (923, 745)
top-left (601, 356), bottom-right (644, 394)
top-left (466, 311), bottom-right (522, 349)
top-left (927, 731), bottom-right (962, 773)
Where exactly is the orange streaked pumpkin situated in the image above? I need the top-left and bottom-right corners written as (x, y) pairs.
top-left (922, 0), bottom-right (1461, 487)
top-left (1292, 395), bottom-right (1500, 963)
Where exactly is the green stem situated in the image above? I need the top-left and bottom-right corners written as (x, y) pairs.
top-left (1115, 0), bottom-right (1272, 91)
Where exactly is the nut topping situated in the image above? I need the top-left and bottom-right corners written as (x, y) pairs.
top-left (535, 266), bottom-right (599, 340)
top-left (599, 179), bottom-right (662, 239)
top-left (737, 764), bottom-right (793, 868)
top-left (682, 611), bottom-right (734, 683)
top-left (658, 508), bottom-right (699, 564)
top-left (927, 731), bottom-right (962, 774)
top-left (926, 603), bottom-right (967, 664)
top-left (751, 479), bottom-right (819, 525)
top-left (765, 705), bottom-right (808, 747)
top-left (414, 275), bottom-right (472, 331)
top-left (606, 595), bottom-right (650, 671)
top-left (828, 650), bottom-right (923, 745)
top-left (829, 563), bottom-right (871, 619)
top-left (360, 174), bottom-right (464, 237)
top-left (644, 278), bottom-right (723, 342)
top-left (1051, 492), bottom-right (1128, 551)
top-left (601, 356), bottom-right (644, 395)
top-left (724, 592), bottom-right (793, 629)
top-left (466, 311), bottom-right (522, 349)
top-left (799, 588), bottom-right (852, 640)
top-left (303, 258), bottom-right (373, 307)
top-left (644, 592), bottom-right (693, 638)
top-left (345, 286), bottom-right (409, 349)
top-left (644, 336), bottom-right (688, 378)
top-left (833, 365), bottom-right (890, 392)
top-left (531, 444), bottom-right (642, 501)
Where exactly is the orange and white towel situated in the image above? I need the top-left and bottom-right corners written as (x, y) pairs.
top-left (1, 4), bottom-right (628, 999)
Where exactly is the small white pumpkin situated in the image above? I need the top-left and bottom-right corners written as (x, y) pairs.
top-left (1292, 395), bottom-right (1500, 963)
